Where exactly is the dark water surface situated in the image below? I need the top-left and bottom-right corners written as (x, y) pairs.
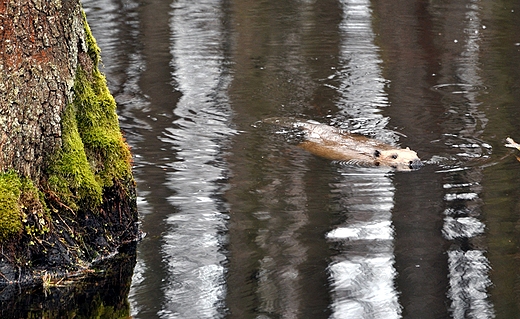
top-left (74, 0), bottom-right (520, 318)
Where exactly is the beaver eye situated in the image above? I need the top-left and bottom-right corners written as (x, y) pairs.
top-left (391, 154), bottom-right (398, 159)
top-left (374, 150), bottom-right (381, 158)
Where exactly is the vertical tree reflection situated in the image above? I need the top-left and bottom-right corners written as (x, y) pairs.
top-left (159, 0), bottom-right (234, 317)
top-left (326, 0), bottom-right (400, 318)
top-left (373, 0), bottom-right (494, 317)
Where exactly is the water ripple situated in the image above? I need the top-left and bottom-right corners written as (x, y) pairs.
top-left (159, 0), bottom-right (233, 317)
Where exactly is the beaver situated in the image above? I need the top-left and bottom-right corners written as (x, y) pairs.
top-left (264, 117), bottom-right (423, 171)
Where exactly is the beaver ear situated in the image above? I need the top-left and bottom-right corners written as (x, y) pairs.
top-left (374, 150), bottom-right (381, 158)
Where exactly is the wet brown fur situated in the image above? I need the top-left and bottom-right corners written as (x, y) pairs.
top-left (266, 118), bottom-right (422, 171)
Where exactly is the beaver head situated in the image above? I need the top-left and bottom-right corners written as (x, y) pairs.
top-left (374, 147), bottom-right (423, 171)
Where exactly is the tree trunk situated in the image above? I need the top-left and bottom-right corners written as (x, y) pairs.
top-left (1, 0), bottom-right (77, 178)
top-left (0, 0), bottom-right (139, 285)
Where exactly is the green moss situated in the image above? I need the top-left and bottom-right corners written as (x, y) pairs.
top-left (82, 11), bottom-right (101, 68)
top-left (0, 171), bottom-right (50, 241)
top-left (74, 67), bottom-right (132, 189)
top-left (20, 178), bottom-right (51, 237)
top-left (47, 100), bottom-right (103, 209)
top-left (77, 12), bottom-right (132, 189)
top-left (0, 171), bottom-right (23, 241)
top-left (47, 11), bottom-right (132, 211)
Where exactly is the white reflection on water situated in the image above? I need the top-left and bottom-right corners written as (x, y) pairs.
top-left (329, 256), bottom-right (400, 318)
top-left (157, 0), bottom-right (234, 317)
top-left (335, 0), bottom-right (395, 143)
top-left (437, 0), bottom-right (494, 317)
top-left (327, 168), bottom-right (400, 319)
top-left (328, 0), bottom-right (401, 317)
top-left (443, 216), bottom-right (485, 240)
top-left (327, 220), bottom-right (393, 241)
top-left (448, 250), bottom-right (493, 319)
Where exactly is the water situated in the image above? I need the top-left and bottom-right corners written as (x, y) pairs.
top-left (16, 0), bottom-right (520, 318)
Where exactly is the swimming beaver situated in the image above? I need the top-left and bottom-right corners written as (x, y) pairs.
top-left (265, 117), bottom-right (423, 171)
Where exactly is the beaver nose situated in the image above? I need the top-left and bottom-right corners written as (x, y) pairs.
top-left (409, 159), bottom-right (424, 170)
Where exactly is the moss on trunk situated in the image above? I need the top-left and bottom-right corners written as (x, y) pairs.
top-left (47, 11), bottom-right (132, 211)
top-left (0, 172), bottom-right (24, 240)
top-left (0, 11), bottom-right (139, 286)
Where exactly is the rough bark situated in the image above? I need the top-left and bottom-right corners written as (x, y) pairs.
top-left (0, 0), bottom-right (139, 285)
top-left (0, 0), bottom-right (83, 179)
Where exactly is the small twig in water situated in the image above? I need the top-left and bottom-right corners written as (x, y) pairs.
top-left (505, 137), bottom-right (520, 151)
